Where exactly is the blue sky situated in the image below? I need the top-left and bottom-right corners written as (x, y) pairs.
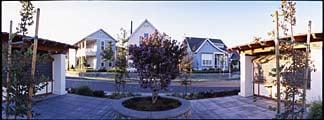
top-left (1, 1), bottom-right (322, 47)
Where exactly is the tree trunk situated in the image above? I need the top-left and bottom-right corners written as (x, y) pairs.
top-left (6, 20), bottom-right (13, 119)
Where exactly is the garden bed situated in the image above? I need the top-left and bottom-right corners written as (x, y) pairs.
top-left (122, 96), bottom-right (181, 111)
top-left (168, 89), bottom-right (240, 100)
top-left (113, 96), bottom-right (191, 119)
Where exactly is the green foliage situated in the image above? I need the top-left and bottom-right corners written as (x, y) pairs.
top-left (16, 1), bottom-right (36, 36)
top-left (129, 30), bottom-right (187, 103)
top-left (106, 92), bottom-right (141, 99)
top-left (169, 90), bottom-right (240, 100)
top-left (76, 86), bottom-right (93, 96)
top-left (93, 90), bottom-right (105, 98)
top-left (101, 41), bottom-right (114, 62)
top-left (307, 101), bottom-right (322, 119)
top-left (179, 46), bottom-right (193, 96)
top-left (4, 47), bottom-right (50, 118)
top-left (114, 28), bottom-right (129, 94)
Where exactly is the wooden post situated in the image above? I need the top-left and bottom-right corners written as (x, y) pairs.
top-left (302, 20), bottom-right (311, 118)
top-left (274, 10), bottom-right (281, 114)
top-left (27, 8), bottom-right (40, 119)
top-left (6, 20), bottom-right (13, 119)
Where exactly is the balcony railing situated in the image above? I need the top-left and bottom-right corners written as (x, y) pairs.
top-left (76, 48), bottom-right (96, 57)
top-left (85, 49), bottom-right (96, 56)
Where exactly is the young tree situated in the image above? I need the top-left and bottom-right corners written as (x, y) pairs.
top-left (114, 28), bottom-right (129, 94)
top-left (268, 1), bottom-right (316, 119)
top-left (179, 43), bottom-right (193, 97)
top-left (101, 41), bottom-right (114, 69)
top-left (2, 1), bottom-right (51, 119)
top-left (128, 30), bottom-right (187, 103)
top-left (3, 47), bottom-right (49, 119)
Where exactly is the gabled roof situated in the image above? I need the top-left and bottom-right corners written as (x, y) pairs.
top-left (128, 19), bottom-right (158, 39)
top-left (229, 50), bottom-right (240, 60)
top-left (185, 37), bottom-right (227, 53)
top-left (74, 29), bottom-right (117, 45)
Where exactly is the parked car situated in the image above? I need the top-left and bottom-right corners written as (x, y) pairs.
top-left (127, 67), bottom-right (137, 72)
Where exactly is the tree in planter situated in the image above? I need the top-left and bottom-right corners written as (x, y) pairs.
top-left (114, 28), bottom-right (129, 94)
top-left (128, 30), bottom-right (187, 103)
top-left (179, 42), bottom-right (193, 97)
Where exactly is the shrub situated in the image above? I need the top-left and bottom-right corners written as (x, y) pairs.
top-left (307, 101), bottom-right (322, 119)
top-left (66, 88), bottom-right (77, 94)
top-left (93, 90), bottom-right (105, 97)
top-left (98, 68), bottom-right (107, 72)
top-left (171, 89), bottom-right (240, 100)
top-left (76, 86), bottom-right (93, 96)
top-left (85, 69), bottom-right (97, 72)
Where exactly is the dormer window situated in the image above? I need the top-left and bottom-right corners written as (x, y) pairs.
top-left (144, 33), bottom-right (149, 38)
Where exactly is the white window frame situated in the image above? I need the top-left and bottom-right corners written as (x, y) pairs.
top-left (101, 41), bottom-right (105, 50)
top-left (201, 53), bottom-right (213, 66)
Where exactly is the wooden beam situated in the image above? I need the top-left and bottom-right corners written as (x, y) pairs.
top-left (28, 8), bottom-right (40, 119)
top-left (274, 10), bottom-right (280, 115)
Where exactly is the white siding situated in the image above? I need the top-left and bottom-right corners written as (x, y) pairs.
top-left (128, 21), bottom-right (156, 46)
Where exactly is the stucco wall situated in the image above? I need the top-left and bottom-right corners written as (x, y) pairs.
top-left (242, 41), bottom-right (322, 103)
top-left (306, 41), bottom-right (322, 103)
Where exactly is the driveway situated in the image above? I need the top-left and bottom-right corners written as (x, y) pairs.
top-left (32, 94), bottom-right (277, 119)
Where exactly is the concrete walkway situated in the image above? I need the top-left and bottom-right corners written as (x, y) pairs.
top-left (191, 96), bottom-right (277, 119)
top-left (33, 94), bottom-right (114, 119)
top-left (30, 94), bottom-right (277, 119)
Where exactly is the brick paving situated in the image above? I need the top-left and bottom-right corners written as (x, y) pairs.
top-left (26, 94), bottom-right (277, 119)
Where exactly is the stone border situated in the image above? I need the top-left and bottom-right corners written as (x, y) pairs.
top-left (112, 95), bottom-right (191, 119)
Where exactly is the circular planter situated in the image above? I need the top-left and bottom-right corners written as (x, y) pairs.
top-left (112, 95), bottom-right (191, 119)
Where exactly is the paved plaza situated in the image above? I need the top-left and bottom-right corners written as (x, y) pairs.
top-left (31, 94), bottom-right (277, 119)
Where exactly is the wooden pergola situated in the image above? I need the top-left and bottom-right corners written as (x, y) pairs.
top-left (227, 32), bottom-right (323, 116)
top-left (1, 32), bottom-right (78, 54)
top-left (228, 33), bottom-right (323, 55)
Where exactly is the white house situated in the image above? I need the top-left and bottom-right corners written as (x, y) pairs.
top-left (68, 29), bottom-right (117, 70)
top-left (127, 19), bottom-right (158, 46)
top-left (228, 32), bottom-right (322, 104)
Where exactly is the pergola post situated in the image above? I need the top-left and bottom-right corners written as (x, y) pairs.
top-left (302, 20), bottom-right (311, 117)
top-left (51, 54), bottom-right (67, 95)
top-left (238, 53), bottom-right (254, 97)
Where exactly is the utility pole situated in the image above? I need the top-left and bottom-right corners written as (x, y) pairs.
top-left (302, 20), bottom-right (311, 118)
top-left (6, 20), bottom-right (13, 119)
top-left (27, 8), bottom-right (40, 119)
top-left (274, 10), bottom-right (281, 115)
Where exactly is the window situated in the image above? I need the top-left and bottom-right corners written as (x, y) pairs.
top-left (202, 54), bottom-right (213, 66)
top-left (144, 33), bottom-right (149, 38)
top-left (101, 41), bottom-right (105, 50)
top-left (109, 62), bottom-right (112, 67)
top-left (101, 62), bottom-right (104, 67)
